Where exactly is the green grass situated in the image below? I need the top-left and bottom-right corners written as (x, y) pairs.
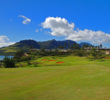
top-left (0, 56), bottom-right (110, 100)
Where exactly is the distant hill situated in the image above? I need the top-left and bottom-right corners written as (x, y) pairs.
top-left (38, 39), bottom-right (78, 49)
top-left (79, 42), bottom-right (92, 47)
top-left (0, 40), bottom-right (40, 55)
top-left (0, 39), bottom-right (92, 55)
top-left (17, 40), bottom-right (40, 49)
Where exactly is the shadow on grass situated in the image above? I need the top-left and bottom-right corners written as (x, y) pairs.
top-left (87, 58), bottom-right (105, 62)
top-left (97, 59), bottom-right (105, 62)
top-left (58, 55), bottom-right (68, 57)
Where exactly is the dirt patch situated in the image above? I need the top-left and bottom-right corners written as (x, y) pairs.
top-left (42, 59), bottom-right (48, 61)
top-left (48, 60), bottom-right (56, 61)
top-left (103, 57), bottom-right (110, 59)
top-left (56, 61), bottom-right (64, 64)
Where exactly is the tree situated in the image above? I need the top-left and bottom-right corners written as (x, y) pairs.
top-left (68, 42), bottom-right (71, 49)
top-left (58, 46), bottom-right (64, 50)
top-left (41, 47), bottom-right (45, 52)
top-left (91, 48), bottom-right (101, 60)
top-left (75, 44), bottom-right (80, 50)
top-left (100, 44), bottom-right (102, 48)
top-left (70, 43), bottom-right (80, 50)
top-left (64, 43), bottom-right (67, 49)
top-left (54, 48), bottom-right (58, 52)
top-left (3, 57), bottom-right (15, 68)
top-left (14, 49), bottom-right (24, 59)
top-left (70, 44), bottom-right (74, 50)
top-left (40, 47), bottom-right (46, 56)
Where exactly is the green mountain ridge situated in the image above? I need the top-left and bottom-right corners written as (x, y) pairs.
top-left (0, 39), bottom-right (92, 55)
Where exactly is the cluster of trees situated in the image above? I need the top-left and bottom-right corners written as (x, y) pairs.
top-left (58, 42), bottom-right (80, 50)
top-left (1, 49), bottom-right (30, 68)
top-left (1, 43), bottom-right (104, 68)
top-left (3, 57), bottom-right (15, 68)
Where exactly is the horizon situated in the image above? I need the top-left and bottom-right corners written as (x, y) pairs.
top-left (1, 0), bottom-right (110, 48)
top-left (0, 39), bottom-right (108, 49)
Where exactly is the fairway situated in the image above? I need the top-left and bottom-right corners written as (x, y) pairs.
top-left (0, 56), bottom-right (110, 100)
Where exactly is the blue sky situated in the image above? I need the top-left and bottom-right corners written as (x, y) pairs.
top-left (0, 0), bottom-right (110, 47)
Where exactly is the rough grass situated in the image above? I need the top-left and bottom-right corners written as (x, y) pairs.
top-left (0, 56), bottom-right (110, 100)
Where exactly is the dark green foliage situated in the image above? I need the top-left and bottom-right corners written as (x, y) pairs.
top-left (14, 49), bottom-right (24, 59)
top-left (0, 61), bottom-right (3, 68)
top-left (27, 61), bottom-right (31, 65)
top-left (70, 43), bottom-right (80, 50)
top-left (19, 40), bottom-right (40, 49)
top-left (3, 57), bottom-right (15, 68)
top-left (34, 63), bottom-right (38, 67)
top-left (79, 42), bottom-right (93, 47)
top-left (73, 50), bottom-right (86, 57)
top-left (14, 49), bottom-right (31, 62)
top-left (40, 47), bottom-right (45, 52)
top-left (90, 48), bottom-right (102, 60)
top-left (40, 47), bottom-right (46, 56)
top-left (54, 48), bottom-right (59, 52)
top-left (100, 44), bottom-right (102, 48)
top-left (20, 56), bottom-right (31, 61)
top-left (38, 39), bottom-right (78, 49)
top-left (91, 48), bottom-right (97, 59)
top-left (0, 40), bottom-right (41, 55)
top-left (58, 45), bottom-right (64, 49)
top-left (0, 39), bottom-right (82, 55)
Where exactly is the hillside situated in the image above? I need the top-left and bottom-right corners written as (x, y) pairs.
top-left (0, 40), bottom-right (40, 55)
top-left (79, 42), bottom-right (93, 47)
top-left (0, 39), bottom-right (92, 55)
top-left (38, 39), bottom-right (78, 49)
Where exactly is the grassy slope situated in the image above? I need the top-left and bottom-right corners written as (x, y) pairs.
top-left (0, 56), bottom-right (110, 100)
top-left (0, 43), bottom-right (30, 55)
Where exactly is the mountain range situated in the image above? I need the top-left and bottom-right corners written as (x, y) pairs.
top-left (0, 39), bottom-right (92, 55)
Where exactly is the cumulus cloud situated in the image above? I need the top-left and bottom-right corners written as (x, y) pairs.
top-left (42, 17), bottom-right (110, 44)
top-left (66, 29), bottom-right (110, 44)
top-left (42, 17), bottom-right (75, 36)
top-left (0, 36), bottom-right (15, 48)
top-left (18, 15), bottom-right (31, 24)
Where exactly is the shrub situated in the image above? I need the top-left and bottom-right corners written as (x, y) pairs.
top-left (73, 50), bottom-right (86, 57)
top-left (27, 61), bottom-right (31, 65)
top-left (90, 48), bottom-right (102, 60)
top-left (3, 57), bottom-right (15, 68)
top-left (14, 49), bottom-right (24, 59)
top-left (20, 56), bottom-right (31, 61)
top-left (34, 63), bottom-right (38, 67)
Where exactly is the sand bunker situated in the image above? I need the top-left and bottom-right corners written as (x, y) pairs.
top-left (56, 61), bottom-right (64, 64)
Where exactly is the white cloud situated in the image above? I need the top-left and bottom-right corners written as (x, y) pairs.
top-left (18, 15), bottom-right (31, 24)
top-left (35, 29), bottom-right (39, 32)
top-left (0, 36), bottom-right (15, 48)
top-left (42, 17), bottom-right (75, 36)
top-left (42, 17), bottom-right (110, 44)
top-left (66, 29), bottom-right (110, 44)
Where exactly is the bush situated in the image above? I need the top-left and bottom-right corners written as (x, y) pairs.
top-left (90, 48), bottom-right (102, 60)
top-left (73, 50), bottom-right (86, 57)
top-left (14, 49), bottom-right (24, 59)
top-left (27, 61), bottom-right (31, 65)
top-left (34, 63), bottom-right (38, 67)
top-left (20, 56), bottom-right (31, 61)
top-left (3, 57), bottom-right (15, 68)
